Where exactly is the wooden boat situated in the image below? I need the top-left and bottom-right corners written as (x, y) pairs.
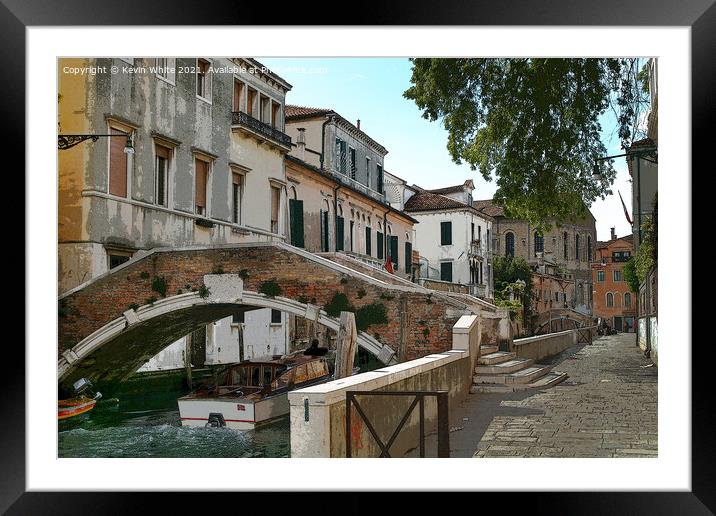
top-left (178, 352), bottom-right (332, 430)
top-left (58, 378), bottom-right (102, 420)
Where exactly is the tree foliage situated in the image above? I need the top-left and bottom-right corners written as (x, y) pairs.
top-left (623, 257), bottom-right (640, 293)
top-left (493, 256), bottom-right (534, 322)
top-left (404, 58), bottom-right (650, 229)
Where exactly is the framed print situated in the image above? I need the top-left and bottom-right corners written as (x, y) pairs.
top-left (7, 0), bottom-right (708, 512)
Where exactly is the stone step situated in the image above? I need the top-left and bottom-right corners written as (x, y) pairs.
top-left (470, 371), bottom-right (568, 394)
top-left (475, 358), bottom-right (533, 376)
top-left (480, 345), bottom-right (499, 355)
top-left (525, 371), bottom-right (568, 389)
top-left (474, 364), bottom-right (552, 385)
top-left (478, 351), bottom-right (517, 366)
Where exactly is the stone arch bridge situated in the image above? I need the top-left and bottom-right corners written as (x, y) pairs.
top-left (58, 242), bottom-right (503, 392)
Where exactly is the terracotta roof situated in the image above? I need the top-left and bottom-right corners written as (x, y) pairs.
top-left (473, 199), bottom-right (505, 217)
top-left (597, 234), bottom-right (634, 249)
top-left (285, 105), bottom-right (333, 119)
top-left (404, 191), bottom-right (468, 212)
top-left (428, 180), bottom-right (474, 195)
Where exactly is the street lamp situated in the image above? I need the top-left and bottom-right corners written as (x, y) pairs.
top-left (58, 131), bottom-right (134, 153)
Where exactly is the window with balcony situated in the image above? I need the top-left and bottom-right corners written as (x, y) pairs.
top-left (246, 87), bottom-right (257, 117)
top-left (233, 79), bottom-right (244, 112)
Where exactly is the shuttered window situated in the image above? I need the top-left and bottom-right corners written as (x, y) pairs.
top-left (440, 262), bottom-right (453, 282)
top-left (440, 221), bottom-right (452, 246)
top-left (289, 199), bottom-right (304, 248)
top-left (390, 235), bottom-right (399, 268)
top-left (377, 231), bottom-right (384, 259)
top-left (232, 172), bottom-right (242, 223)
top-left (320, 210), bottom-right (330, 252)
top-left (109, 128), bottom-right (128, 197)
top-left (195, 158), bottom-right (209, 215)
top-left (365, 227), bottom-right (372, 256)
top-left (404, 242), bottom-right (412, 273)
top-left (335, 216), bottom-right (344, 251)
top-left (155, 144), bottom-right (171, 207)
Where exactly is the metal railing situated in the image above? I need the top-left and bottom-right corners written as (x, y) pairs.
top-left (345, 390), bottom-right (450, 458)
top-left (231, 111), bottom-right (291, 148)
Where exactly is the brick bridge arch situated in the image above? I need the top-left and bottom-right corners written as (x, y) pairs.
top-left (58, 243), bottom-right (479, 391)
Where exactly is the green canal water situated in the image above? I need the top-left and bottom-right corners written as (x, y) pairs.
top-left (57, 388), bottom-right (291, 458)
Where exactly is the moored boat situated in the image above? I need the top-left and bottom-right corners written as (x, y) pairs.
top-left (178, 351), bottom-right (332, 430)
top-left (58, 378), bottom-right (102, 420)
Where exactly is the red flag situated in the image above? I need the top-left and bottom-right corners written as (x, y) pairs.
top-left (384, 254), bottom-right (394, 274)
top-left (618, 190), bottom-right (633, 225)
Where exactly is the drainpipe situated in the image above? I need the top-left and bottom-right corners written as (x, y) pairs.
top-left (319, 115), bottom-right (333, 171)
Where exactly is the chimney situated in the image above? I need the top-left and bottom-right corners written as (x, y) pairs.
top-left (296, 128), bottom-right (306, 160)
top-left (356, 119), bottom-right (361, 131)
top-left (610, 227), bottom-right (616, 241)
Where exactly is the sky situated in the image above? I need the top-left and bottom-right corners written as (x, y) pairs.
top-left (260, 57), bottom-right (637, 242)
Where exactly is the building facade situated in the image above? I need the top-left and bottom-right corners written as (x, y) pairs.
top-left (475, 199), bottom-right (597, 315)
top-left (59, 57), bottom-right (294, 370)
top-left (284, 106), bottom-right (417, 278)
top-left (401, 180), bottom-right (494, 301)
top-left (591, 231), bottom-right (636, 332)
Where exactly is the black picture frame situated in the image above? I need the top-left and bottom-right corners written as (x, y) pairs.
top-left (6, 0), bottom-right (706, 513)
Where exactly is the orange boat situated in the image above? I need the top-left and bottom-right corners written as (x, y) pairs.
top-left (58, 378), bottom-right (102, 420)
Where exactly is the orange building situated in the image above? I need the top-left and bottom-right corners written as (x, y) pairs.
top-left (592, 231), bottom-right (636, 332)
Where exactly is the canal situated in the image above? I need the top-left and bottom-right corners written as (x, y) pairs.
top-left (58, 387), bottom-right (291, 458)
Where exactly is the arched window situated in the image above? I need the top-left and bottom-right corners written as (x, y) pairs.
top-left (575, 234), bottom-right (580, 261)
top-left (587, 235), bottom-right (592, 262)
top-left (606, 292), bottom-right (614, 307)
top-left (563, 232), bottom-right (569, 260)
top-left (505, 232), bottom-right (515, 257)
top-left (534, 232), bottom-right (544, 255)
top-left (625, 292), bottom-right (632, 308)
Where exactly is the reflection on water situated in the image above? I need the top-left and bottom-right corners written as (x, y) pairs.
top-left (58, 388), bottom-right (290, 458)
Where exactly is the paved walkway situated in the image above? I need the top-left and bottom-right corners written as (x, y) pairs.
top-left (448, 333), bottom-right (658, 458)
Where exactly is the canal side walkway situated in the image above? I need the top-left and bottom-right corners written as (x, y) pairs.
top-left (444, 332), bottom-right (658, 458)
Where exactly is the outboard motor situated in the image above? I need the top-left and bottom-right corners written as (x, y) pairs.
top-left (206, 413), bottom-right (226, 428)
top-left (72, 377), bottom-right (102, 400)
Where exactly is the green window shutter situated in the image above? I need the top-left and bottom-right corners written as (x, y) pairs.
top-left (365, 227), bottom-right (372, 256)
top-left (336, 216), bottom-right (344, 251)
top-left (377, 232), bottom-right (384, 259)
top-left (289, 199), bottom-right (304, 248)
top-left (441, 221), bottom-right (452, 245)
top-left (404, 242), bottom-right (412, 273)
top-left (440, 262), bottom-right (453, 282)
top-left (390, 235), bottom-right (399, 268)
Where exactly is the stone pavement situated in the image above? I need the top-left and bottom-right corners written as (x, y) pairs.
top-left (447, 333), bottom-right (658, 458)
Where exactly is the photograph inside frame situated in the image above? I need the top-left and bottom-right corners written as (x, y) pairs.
top-left (56, 57), bottom-right (658, 459)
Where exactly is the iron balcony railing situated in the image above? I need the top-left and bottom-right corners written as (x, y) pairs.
top-left (231, 111), bottom-right (291, 148)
